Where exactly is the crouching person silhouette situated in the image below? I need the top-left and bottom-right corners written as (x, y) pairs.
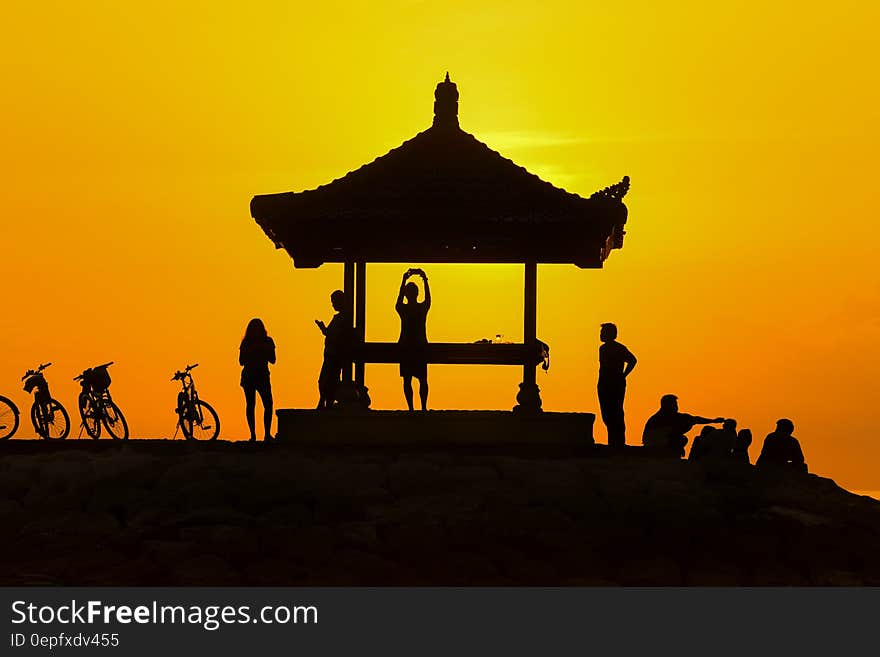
top-left (316, 290), bottom-right (350, 409)
top-left (642, 394), bottom-right (725, 458)
top-left (240, 318), bottom-right (276, 441)
top-left (688, 425), bottom-right (717, 461)
top-left (689, 419), bottom-right (741, 461)
top-left (756, 419), bottom-right (807, 473)
top-left (732, 429), bottom-right (753, 464)
top-left (396, 268), bottom-right (430, 411)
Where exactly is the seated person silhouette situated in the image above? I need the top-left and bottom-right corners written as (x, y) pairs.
top-left (396, 268), bottom-right (431, 411)
top-left (731, 428), bottom-right (753, 464)
top-left (717, 418), bottom-right (738, 452)
top-left (688, 425), bottom-right (716, 461)
top-left (756, 419), bottom-right (807, 473)
top-left (689, 419), bottom-right (738, 461)
top-left (315, 290), bottom-right (351, 409)
top-left (642, 394), bottom-right (725, 458)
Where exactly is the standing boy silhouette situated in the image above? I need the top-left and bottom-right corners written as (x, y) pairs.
top-left (598, 322), bottom-right (637, 447)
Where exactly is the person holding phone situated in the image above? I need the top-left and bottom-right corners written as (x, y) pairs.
top-left (315, 289), bottom-right (350, 409)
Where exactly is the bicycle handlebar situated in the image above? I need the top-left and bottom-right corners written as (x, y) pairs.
top-left (22, 362), bottom-right (52, 380)
top-left (172, 363), bottom-right (199, 381)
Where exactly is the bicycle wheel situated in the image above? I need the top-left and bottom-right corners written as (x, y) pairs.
top-left (181, 400), bottom-right (220, 441)
top-left (102, 401), bottom-right (129, 440)
top-left (31, 399), bottom-right (70, 440)
top-left (0, 395), bottom-right (20, 440)
top-left (78, 391), bottom-right (101, 439)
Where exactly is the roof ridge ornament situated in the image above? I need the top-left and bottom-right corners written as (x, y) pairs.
top-left (433, 72), bottom-right (459, 129)
top-left (591, 176), bottom-right (630, 201)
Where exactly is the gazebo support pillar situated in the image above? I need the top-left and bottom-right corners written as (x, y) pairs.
top-left (515, 260), bottom-right (542, 413)
top-left (354, 261), bottom-right (366, 386)
top-left (335, 260), bottom-right (370, 409)
top-left (343, 261), bottom-right (355, 383)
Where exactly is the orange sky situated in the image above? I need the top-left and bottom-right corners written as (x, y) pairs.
top-left (2, 2), bottom-right (878, 489)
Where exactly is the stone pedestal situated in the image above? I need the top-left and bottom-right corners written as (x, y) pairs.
top-left (513, 382), bottom-right (543, 414)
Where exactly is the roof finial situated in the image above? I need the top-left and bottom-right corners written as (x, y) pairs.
top-left (433, 72), bottom-right (459, 129)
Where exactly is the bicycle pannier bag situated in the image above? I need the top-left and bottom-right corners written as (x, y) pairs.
top-left (86, 367), bottom-right (111, 391)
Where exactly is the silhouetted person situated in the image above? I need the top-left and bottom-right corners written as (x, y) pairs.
top-left (597, 323), bottom-right (637, 448)
top-left (689, 419), bottom-right (738, 461)
top-left (732, 428), bottom-right (753, 464)
top-left (396, 268), bottom-right (430, 411)
top-left (688, 425), bottom-right (717, 461)
top-left (239, 318), bottom-right (275, 441)
top-left (315, 290), bottom-right (350, 409)
top-left (718, 418), bottom-right (737, 447)
top-left (642, 394), bottom-right (725, 457)
top-left (756, 419), bottom-right (807, 473)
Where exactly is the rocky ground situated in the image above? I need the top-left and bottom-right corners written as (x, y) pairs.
top-left (0, 440), bottom-right (878, 585)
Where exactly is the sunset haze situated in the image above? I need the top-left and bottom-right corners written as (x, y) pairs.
top-left (2, 2), bottom-right (878, 489)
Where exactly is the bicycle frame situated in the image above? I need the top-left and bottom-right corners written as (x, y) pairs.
top-left (74, 362), bottom-right (126, 440)
top-left (81, 386), bottom-right (112, 416)
top-left (172, 363), bottom-right (203, 431)
top-left (177, 372), bottom-right (203, 423)
top-left (21, 362), bottom-right (69, 439)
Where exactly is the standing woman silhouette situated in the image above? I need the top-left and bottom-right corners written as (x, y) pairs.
top-left (239, 318), bottom-right (276, 441)
top-left (396, 268), bottom-right (430, 410)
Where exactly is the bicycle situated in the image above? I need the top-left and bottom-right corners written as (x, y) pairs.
top-left (22, 363), bottom-right (70, 440)
top-left (75, 362), bottom-right (129, 440)
top-left (173, 363), bottom-right (220, 441)
top-left (0, 394), bottom-right (20, 440)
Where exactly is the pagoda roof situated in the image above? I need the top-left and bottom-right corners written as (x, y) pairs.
top-left (250, 74), bottom-right (630, 268)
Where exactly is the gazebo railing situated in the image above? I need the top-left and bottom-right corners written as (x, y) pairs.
top-left (356, 342), bottom-right (534, 367)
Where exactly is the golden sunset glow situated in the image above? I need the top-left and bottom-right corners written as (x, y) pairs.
top-left (2, 2), bottom-right (878, 488)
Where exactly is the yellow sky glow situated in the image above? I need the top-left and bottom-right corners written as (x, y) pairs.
top-left (2, 2), bottom-right (878, 488)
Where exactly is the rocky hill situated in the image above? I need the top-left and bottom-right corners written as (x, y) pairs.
top-left (0, 440), bottom-right (877, 585)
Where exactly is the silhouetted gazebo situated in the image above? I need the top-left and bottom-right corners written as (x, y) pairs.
top-left (250, 74), bottom-right (630, 413)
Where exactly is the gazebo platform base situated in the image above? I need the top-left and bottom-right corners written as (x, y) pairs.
top-left (275, 409), bottom-right (594, 448)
